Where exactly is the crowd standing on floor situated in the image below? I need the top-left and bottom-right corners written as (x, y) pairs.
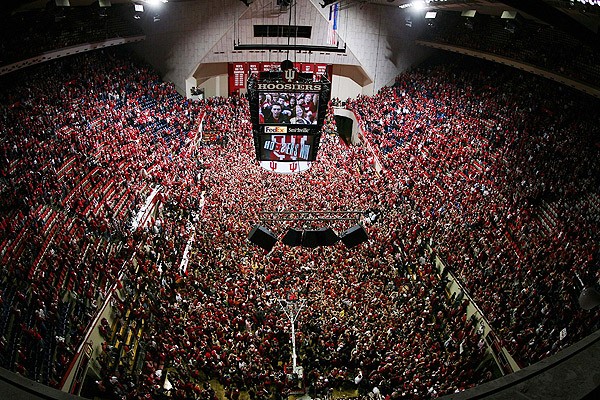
top-left (1, 51), bottom-right (599, 400)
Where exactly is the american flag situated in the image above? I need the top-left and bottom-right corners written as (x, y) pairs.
top-left (327, 3), bottom-right (339, 45)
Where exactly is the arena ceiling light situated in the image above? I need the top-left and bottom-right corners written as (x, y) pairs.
top-left (398, 1), bottom-right (428, 11)
top-left (412, 0), bottom-right (426, 11)
top-left (138, 0), bottom-right (168, 7)
top-left (501, 10), bottom-right (517, 19)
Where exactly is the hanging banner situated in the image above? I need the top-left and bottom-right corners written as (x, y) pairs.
top-left (302, 63), bottom-right (315, 77)
top-left (262, 62), bottom-right (281, 72)
top-left (232, 63), bottom-right (246, 90)
top-left (248, 63), bottom-right (260, 77)
top-left (315, 64), bottom-right (329, 79)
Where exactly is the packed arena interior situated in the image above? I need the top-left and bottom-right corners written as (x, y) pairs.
top-left (1, 1), bottom-right (600, 400)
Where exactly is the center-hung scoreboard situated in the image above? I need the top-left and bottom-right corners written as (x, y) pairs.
top-left (247, 61), bottom-right (331, 163)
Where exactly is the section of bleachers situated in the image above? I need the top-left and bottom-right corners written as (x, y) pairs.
top-left (419, 11), bottom-right (600, 89)
top-left (0, 49), bottom-right (202, 388)
top-left (347, 55), bottom-right (600, 369)
top-left (0, 4), bottom-right (143, 68)
top-left (1, 47), bottom-right (598, 399)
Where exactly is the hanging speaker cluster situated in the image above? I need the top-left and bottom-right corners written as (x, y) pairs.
top-left (248, 224), bottom-right (368, 252)
top-left (282, 227), bottom-right (340, 248)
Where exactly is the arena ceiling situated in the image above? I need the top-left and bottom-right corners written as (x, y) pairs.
top-left (3, 0), bottom-right (598, 20)
top-left (3, 0), bottom-right (599, 48)
top-left (5, 1), bottom-right (599, 29)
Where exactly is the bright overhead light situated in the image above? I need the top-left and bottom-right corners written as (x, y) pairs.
top-left (399, 1), bottom-right (427, 10)
top-left (140, 0), bottom-right (168, 7)
top-left (412, 1), bottom-right (426, 11)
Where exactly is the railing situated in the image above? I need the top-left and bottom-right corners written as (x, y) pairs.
top-left (426, 240), bottom-right (521, 375)
top-left (0, 36), bottom-right (145, 77)
top-left (416, 40), bottom-right (600, 99)
top-left (334, 106), bottom-right (384, 173)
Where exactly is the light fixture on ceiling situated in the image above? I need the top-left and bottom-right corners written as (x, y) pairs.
top-left (412, 0), bottom-right (426, 11)
top-left (140, 0), bottom-right (168, 5)
top-left (501, 10), bottom-right (517, 19)
top-left (134, 3), bottom-right (143, 19)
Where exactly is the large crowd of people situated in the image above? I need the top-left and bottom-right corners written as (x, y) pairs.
top-left (0, 48), bottom-right (599, 400)
top-left (114, 94), bottom-right (492, 399)
top-left (419, 11), bottom-right (600, 89)
top-left (0, 3), bottom-right (142, 67)
top-left (345, 56), bottom-right (600, 367)
top-left (0, 50), bottom-right (201, 388)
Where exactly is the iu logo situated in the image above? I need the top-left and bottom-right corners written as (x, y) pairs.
top-left (283, 68), bottom-right (297, 83)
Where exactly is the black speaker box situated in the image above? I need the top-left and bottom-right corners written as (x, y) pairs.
top-left (340, 224), bottom-right (368, 248)
top-left (302, 227), bottom-right (340, 248)
top-left (301, 230), bottom-right (320, 248)
top-left (316, 227), bottom-right (340, 246)
top-left (282, 228), bottom-right (303, 247)
top-left (281, 227), bottom-right (340, 248)
top-left (248, 225), bottom-right (277, 252)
